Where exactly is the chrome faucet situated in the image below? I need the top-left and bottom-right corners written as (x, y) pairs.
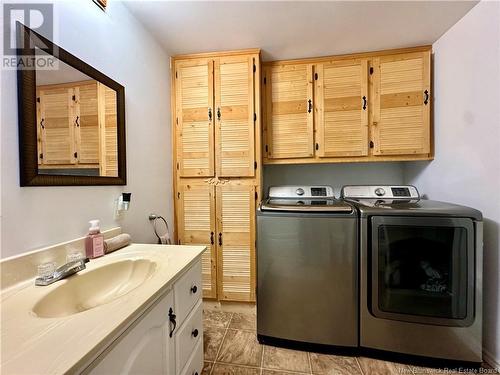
top-left (35, 258), bottom-right (90, 286)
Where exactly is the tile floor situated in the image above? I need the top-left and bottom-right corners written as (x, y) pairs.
top-left (202, 309), bottom-right (498, 375)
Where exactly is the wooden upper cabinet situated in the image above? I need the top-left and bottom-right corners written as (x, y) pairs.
top-left (75, 82), bottom-right (100, 164)
top-left (315, 60), bottom-right (369, 157)
top-left (216, 181), bottom-right (255, 302)
top-left (175, 59), bottom-right (215, 177)
top-left (177, 180), bottom-right (217, 299)
top-left (38, 87), bottom-right (75, 165)
top-left (372, 51), bottom-right (431, 155)
top-left (214, 56), bottom-right (255, 177)
top-left (265, 64), bottom-right (314, 159)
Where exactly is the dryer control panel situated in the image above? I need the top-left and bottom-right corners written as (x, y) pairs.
top-left (341, 185), bottom-right (420, 199)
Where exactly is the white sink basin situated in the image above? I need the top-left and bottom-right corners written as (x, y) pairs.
top-left (32, 259), bottom-right (157, 318)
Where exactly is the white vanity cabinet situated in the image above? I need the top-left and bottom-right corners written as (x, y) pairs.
top-left (87, 259), bottom-right (203, 375)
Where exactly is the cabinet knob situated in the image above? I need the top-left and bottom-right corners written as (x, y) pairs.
top-left (191, 328), bottom-right (199, 338)
top-left (190, 285), bottom-right (198, 294)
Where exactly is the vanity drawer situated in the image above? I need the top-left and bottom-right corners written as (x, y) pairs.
top-left (180, 340), bottom-right (203, 375)
top-left (175, 300), bottom-right (203, 373)
top-left (174, 260), bottom-right (202, 325)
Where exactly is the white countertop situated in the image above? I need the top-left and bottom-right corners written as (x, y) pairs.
top-left (0, 244), bottom-right (205, 375)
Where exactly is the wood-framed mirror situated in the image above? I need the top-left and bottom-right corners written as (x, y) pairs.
top-left (16, 23), bottom-right (126, 186)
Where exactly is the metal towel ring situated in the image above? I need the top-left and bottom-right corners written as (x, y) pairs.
top-left (148, 214), bottom-right (171, 244)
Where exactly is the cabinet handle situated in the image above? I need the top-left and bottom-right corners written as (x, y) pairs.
top-left (40, 118), bottom-right (45, 129)
top-left (210, 232), bottom-right (214, 245)
top-left (307, 99), bottom-right (312, 113)
top-left (217, 107), bottom-right (221, 121)
top-left (168, 307), bottom-right (177, 337)
top-left (75, 116), bottom-right (80, 127)
top-left (423, 90), bottom-right (429, 105)
top-left (208, 107), bottom-right (212, 121)
top-left (193, 372), bottom-right (198, 375)
top-left (362, 96), bottom-right (367, 110)
top-left (190, 285), bottom-right (198, 294)
top-left (218, 233), bottom-right (222, 246)
top-left (191, 328), bottom-right (199, 338)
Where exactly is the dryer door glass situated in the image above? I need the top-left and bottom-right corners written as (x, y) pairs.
top-left (370, 216), bottom-right (475, 326)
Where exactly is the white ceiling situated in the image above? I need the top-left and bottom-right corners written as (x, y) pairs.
top-left (124, 1), bottom-right (478, 61)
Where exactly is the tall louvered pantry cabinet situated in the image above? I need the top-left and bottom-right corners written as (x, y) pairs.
top-left (172, 49), bottom-right (261, 302)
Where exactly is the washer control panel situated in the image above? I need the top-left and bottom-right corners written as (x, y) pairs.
top-left (269, 185), bottom-right (335, 199)
top-left (341, 185), bottom-right (419, 199)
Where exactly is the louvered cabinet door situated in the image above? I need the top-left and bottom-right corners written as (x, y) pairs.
top-left (99, 84), bottom-right (118, 177)
top-left (176, 59), bottom-right (215, 177)
top-left (75, 82), bottom-right (100, 164)
top-left (373, 51), bottom-right (431, 155)
top-left (316, 60), bottom-right (369, 157)
top-left (216, 182), bottom-right (255, 302)
top-left (214, 56), bottom-right (255, 177)
top-left (39, 88), bottom-right (75, 165)
top-left (265, 64), bottom-right (314, 159)
top-left (177, 180), bottom-right (217, 298)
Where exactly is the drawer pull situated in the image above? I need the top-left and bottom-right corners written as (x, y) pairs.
top-left (190, 285), bottom-right (198, 294)
top-left (168, 307), bottom-right (177, 337)
top-left (191, 328), bottom-right (199, 338)
top-left (193, 372), bottom-right (198, 375)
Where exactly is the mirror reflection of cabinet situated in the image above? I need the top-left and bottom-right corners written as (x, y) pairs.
top-left (36, 80), bottom-right (118, 176)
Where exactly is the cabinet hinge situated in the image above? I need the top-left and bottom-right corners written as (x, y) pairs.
top-left (369, 67), bottom-right (374, 75)
top-left (175, 71), bottom-right (178, 79)
top-left (176, 162), bottom-right (179, 170)
top-left (254, 161), bottom-right (257, 169)
top-left (253, 64), bottom-right (256, 73)
top-left (253, 113), bottom-right (257, 122)
top-left (314, 73), bottom-right (318, 80)
top-left (39, 153), bottom-right (43, 159)
top-left (74, 152), bottom-right (78, 158)
top-left (370, 141), bottom-right (374, 148)
top-left (176, 117), bottom-right (178, 125)
top-left (263, 77), bottom-right (266, 85)
top-left (177, 192), bottom-right (180, 199)
top-left (255, 191), bottom-right (258, 200)
top-left (265, 145), bottom-right (268, 153)
top-left (37, 97), bottom-right (40, 103)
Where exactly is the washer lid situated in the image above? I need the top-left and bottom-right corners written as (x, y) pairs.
top-left (260, 198), bottom-right (353, 213)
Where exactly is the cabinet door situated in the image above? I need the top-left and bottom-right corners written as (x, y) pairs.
top-left (216, 182), bottom-right (255, 302)
top-left (75, 82), bottom-right (100, 164)
top-left (99, 83), bottom-right (118, 177)
top-left (372, 51), bottom-right (431, 155)
top-left (316, 60), bottom-right (369, 157)
top-left (38, 87), bottom-right (75, 165)
top-left (177, 180), bottom-right (217, 299)
top-left (176, 59), bottom-right (215, 177)
top-left (264, 64), bottom-right (314, 159)
top-left (88, 291), bottom-right (174, 375)
top-left (214, 56), bottom-right (255, 177)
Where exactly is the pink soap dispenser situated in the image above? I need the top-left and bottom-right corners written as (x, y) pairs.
top-left (85, 220), bottom-right (104, 259)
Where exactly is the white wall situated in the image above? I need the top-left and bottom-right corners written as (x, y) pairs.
top-left (404, 0), bottom-right (500, 365)
top-left (1, 1), bottom-right (172, 258)
top-left (264, 163), bottom-right (405, 197)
